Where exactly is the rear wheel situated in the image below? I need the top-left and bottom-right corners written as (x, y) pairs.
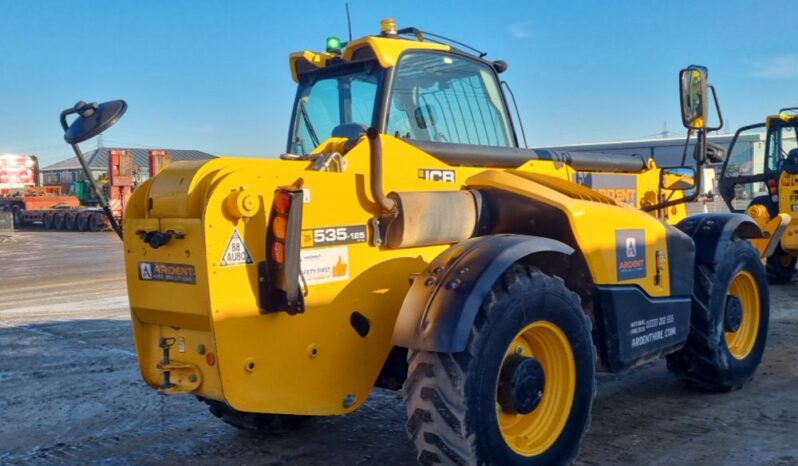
top-left (88, 213), bottom-right (104, 232)
top-left (202, 399), bottom-right (313, 434)
top-left (766, 244), bottom-right (796, 284)
top-left (64, 212), bottom-right (78, 230)
top-left (42, 213), bottom-right (54, 230)
top-left (53, 213), bottom-right (66, 230)
top-left (76, 213), bottom-right (90, 231)
top-left (667, 238), bottom-right (768, 391)
top-left (404, 265), bottom-right (595, 466)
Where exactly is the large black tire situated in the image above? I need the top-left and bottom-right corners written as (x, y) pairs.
top-left (203, 399), bottom-right (313, 435)
top-left (42, 213), bottom-right (54, 230)
top-left (53, 213), bottom-right (66, 230)
top-left (404, 265), bottom-right (595, 466)
top-left (667, 238), bottom-right (769, 391)
top-left (76, 213), bottom-right (90, 232)
top-left (64, 212), bottom-right (78, 231)
top-left (88, 213), bottom-right (105, 232)
top-left (766, 244), bottom-right (796, 284)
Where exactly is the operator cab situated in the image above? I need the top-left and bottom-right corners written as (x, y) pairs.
top-left (719, 109), bottom-right (798, 211)
top-left (286, 19), bottom-right (520, 157)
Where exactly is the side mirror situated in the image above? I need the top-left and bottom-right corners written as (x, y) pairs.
top-left (660, 167), bottom-right (696, 191)
top-left (414, 105), bottom-right (437, 130)
top-left (60, 100), bottom-right (127, 144)
top-left (705, 141), bottom-right (727, 163)
top-left (679, 66), bottom-right (708, 130)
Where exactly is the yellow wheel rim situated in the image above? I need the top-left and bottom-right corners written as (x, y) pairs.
top-left (497, 321), bottom-right (576, 456)
top-left (724, 270), bottom-right (761, 360)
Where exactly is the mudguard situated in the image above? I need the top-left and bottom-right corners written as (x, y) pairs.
top-left (392, 234), bottom-right (573, 352)
top-left (676, 213), bottom-right (762, 266)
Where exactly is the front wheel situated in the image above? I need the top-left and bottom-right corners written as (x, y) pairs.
top-left (667, 238), bottom-right (769, 391)
top-left (766, 244), bottom-right (796, 284)
top-left (404, 265), bottom-right (595, 466)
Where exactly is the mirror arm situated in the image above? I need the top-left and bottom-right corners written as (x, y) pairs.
top-left (642, 131), bottom-right (703, 213)
top-left (706, 84), bottom-right (724, 132)
top-left (69, 141), bottom-right (124, 240)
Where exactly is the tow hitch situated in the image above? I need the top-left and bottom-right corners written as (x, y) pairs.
top-left (156, 337), bottom-right (202, 394)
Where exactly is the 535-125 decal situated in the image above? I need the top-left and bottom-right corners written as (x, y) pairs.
top-left (302, 225), bottom-right (367, 248)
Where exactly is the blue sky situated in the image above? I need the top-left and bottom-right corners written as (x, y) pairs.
top-left (1, 0), bottom-right (797, 166)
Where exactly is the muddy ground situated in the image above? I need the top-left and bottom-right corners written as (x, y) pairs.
top-left (1, 230), bottom-right (796, 466)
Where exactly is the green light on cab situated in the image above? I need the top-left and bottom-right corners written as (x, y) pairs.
top-left (326, 36), bottom-right (342, 52)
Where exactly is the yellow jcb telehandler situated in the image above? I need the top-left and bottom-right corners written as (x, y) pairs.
top-left (60, 19), bottom-right (785, 465)
top-left (719, 108), bottom-right (798, 283)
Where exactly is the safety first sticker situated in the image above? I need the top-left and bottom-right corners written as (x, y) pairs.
top-left (300, 246), bottom-right (349, 285)
top-left (220, 228), bottom-right (254, 267)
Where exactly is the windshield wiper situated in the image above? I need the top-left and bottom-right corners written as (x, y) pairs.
top-left (299, 100), bottom-right (321, 149)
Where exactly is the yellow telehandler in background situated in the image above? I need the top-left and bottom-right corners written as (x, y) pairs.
top-left (60, 19), bottom-right (786, 465)
top-left (719, 108), bottom-right (798, 283)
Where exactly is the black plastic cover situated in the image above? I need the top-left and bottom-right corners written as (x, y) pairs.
top-left (64, 100), bottom-right (127, 144)
top-left (407, 139), bottom-right (648, 173)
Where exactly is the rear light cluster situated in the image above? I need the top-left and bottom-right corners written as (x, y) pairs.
top-left (270, 190), bottom-right (293, 264)
top-left (259, 184), bottom-right (306, 315)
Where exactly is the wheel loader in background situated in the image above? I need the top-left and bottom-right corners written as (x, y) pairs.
top-left (719, 108), bottom-right (798, 283)
top-left (61, 19), bottom-right (786, 466)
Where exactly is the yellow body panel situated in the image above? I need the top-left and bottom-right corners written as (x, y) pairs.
top-left (466, 170), bottom-right (672, 296)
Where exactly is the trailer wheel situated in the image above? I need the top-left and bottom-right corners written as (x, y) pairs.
top-left (766, 244), bottom-right (796, 284)
top-left (202, 399), bottom-right (313, 434)
top-left (12, 206), bottom-right (23, 227)
top-left (42, 213), bottom-right (54, 230)
top-left (76, 213), bottom-right (90, 231)
top-left (88, 213), bottom-right (104, 232)
top-left (64, 212), bottom-right (78, 230)
top-left (53, 213), bottom-right (66, 230)
top-left (667, 238), bottom-right (769, 391)
top-left (404, 265), bottom-right (595, 466)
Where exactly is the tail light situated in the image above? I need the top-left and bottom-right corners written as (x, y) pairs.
top-left (767, 178), bottom-right (778, 195)
top-left (259, 184), bottom-right (305, 314)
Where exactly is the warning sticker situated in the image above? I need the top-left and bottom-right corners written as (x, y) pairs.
top-left (138, 262), bottom-right (196, 284)
top-left (220, 228), bottom-right (254, 267)
top-left (300, 246), bottom-right (349, 285)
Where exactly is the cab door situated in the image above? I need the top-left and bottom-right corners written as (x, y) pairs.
top-left (719, 123), bottom-right (768, 212)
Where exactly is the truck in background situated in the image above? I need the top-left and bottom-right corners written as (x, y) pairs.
top-left (0, 150), bottom-right (172, 231)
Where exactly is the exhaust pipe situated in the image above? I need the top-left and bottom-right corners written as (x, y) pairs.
top-left (366, 128), bottom-right (397, 213)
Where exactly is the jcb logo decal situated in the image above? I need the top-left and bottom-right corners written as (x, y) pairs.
top-left (418, 169), bottom-right (456, 183)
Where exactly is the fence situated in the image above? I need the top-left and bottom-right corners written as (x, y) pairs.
top-left (0, 210), bottom-right (13, 239)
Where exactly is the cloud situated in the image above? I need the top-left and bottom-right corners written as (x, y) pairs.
top-left (507, 21), bottom-right (533, 39)
top-left (751, 55), bottom-right (798, 79)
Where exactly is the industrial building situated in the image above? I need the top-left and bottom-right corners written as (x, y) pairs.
top-left (40, 147), bottom-right (215, 189)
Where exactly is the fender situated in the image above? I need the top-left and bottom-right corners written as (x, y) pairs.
top-left (676, 213), bottom-right (763, 266)
top-left (392, 234), bottom-right (573, 352)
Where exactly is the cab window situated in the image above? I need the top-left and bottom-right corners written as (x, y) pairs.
top-left (387, 52), bottom-right (514, 147)
top-left (767, 123), bottom-right (798, 174)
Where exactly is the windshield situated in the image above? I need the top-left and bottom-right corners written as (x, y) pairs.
top-left (767, 122), bottom-right (798, 174)
top-left (288, 61), bottom-right (383, 155)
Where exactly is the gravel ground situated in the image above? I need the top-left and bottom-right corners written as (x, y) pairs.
top-left (1, 230), bottom-right (796, 466)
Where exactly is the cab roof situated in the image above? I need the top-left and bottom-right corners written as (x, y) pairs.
top-left (289, 24), bottom-right (457, 82)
